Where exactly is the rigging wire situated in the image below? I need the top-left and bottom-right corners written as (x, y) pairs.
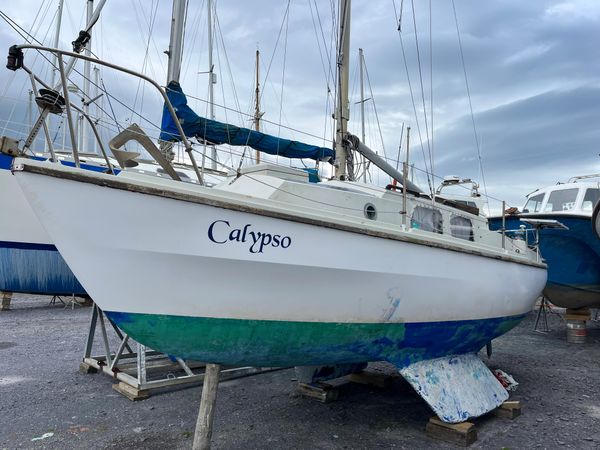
top-left (391, 0), bottom-right (433, 195)
top-left (410, 0), bottom-right (433, 175)
top-left (276, 0), bottom-right (291, 163)
top-left (129, 0), bottom-right (160, 123)
top-left (363, 55), bottom-right (387, 159)
top-left (451, 0), bottom-right (490, 215)
top-left (428, 0), bottom-right (434, 182)
top-left (258, 2), bottom-right (291, 107)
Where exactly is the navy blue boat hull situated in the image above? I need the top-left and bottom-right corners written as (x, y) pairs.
top-left (489, 214), bottom-right (600, 309)
top-left (0, 240), bottom-right (86, 295)
top-left (0, 153), bottom-right (112, 296)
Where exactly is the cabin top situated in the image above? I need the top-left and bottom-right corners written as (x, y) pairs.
top-left (522, 181), bottom-right (600, 216)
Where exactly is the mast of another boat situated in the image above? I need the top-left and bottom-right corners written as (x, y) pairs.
top-left (254, 49), bottom-right (261, 164)
top-left (44, 0), bottom-right (64, 156)
top-left (207, 0), bottom-right (217, 170)
top-left (78, 0), bottom-right (93, 153)
top-left (359, 47), bottom-right (366, 182)
top-left (53, 0), bottom-right (107, 91)
top-left (334, 0), bottom-right (351, 181)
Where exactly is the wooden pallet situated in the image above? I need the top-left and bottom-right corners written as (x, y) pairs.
top-left (426, 400), bottom-right (522, 446)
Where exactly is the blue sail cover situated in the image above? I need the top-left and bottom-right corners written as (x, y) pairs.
top-left (160, 81), bottom-right (334, 160)
top-left (159, 81), bottom-right (334, 162)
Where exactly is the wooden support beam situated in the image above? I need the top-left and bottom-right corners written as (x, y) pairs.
top-left (565, 308), bottom-right (590, 321)
top-left (193, 363), bottom-right (221, 450)
top-left (79, 361), bottom-right (98, 374)
top-left (426, 417), bottom-right (477, 446)
top-left (297, 380), bottom-right (345, 403)
top-left (493, 400), bottom-right (522, 419)
top-left (1, 292), bottom-right (12, 311)
top-left (112, 381), bottom-right (150, 401)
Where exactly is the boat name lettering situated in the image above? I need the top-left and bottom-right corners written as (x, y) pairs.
top-left (207, 220), bottom-right (291, 253)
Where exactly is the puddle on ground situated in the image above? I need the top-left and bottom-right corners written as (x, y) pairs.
top-left (0, 375), bottom-right (31, 386)
top-left (0, 341), bottom-right (16, 350)
top-left (585, 405), bottom-right (600, 419)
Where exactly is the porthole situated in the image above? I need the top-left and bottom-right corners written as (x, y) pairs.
top-left (364, 203), bottom-right (377, 220)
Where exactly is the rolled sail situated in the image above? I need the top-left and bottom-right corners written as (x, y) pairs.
top-left (159, 81), bottom-right (334, 162)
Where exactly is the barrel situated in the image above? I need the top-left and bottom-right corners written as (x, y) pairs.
top-left (566, 320), bottom-right (587, 344)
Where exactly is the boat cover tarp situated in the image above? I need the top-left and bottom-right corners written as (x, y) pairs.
top-left (159, 81), bottom-right (334, 162)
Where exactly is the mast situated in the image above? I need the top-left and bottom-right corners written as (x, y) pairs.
top-left (254, 49), bottom-right (261, 163)
top-left (207, 0), bottom-right (217, 169)
top-left (334, 0), bottom-right (351, 180)
top-left (166, 0), bottom-right (186, 83)
top-left (79, 0), bottom-right (93, 153)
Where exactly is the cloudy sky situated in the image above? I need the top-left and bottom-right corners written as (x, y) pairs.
top-left (1, 0), bottom-right (599, 211)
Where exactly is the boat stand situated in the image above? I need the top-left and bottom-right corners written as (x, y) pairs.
top-left (49, 295), bottom-right (66, 306)
top-left (533, 297), bottom-right (562, 332)
top-left (80, 303), bottom-right (279, 400)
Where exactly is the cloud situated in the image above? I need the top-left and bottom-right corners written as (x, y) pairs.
top-left (0, 0), bottom-right (599, 212)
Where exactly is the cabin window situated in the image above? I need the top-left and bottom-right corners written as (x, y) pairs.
top-left (544, 188), bottom-right (578, 212)
top-left (582, 188), bottom-right (600, 211)
top-left (450, 216), bottom-right (474, 241)
top-left (411, 206), bottom-right (443, 234)
top-left (523, 193), bottom-right (544, 213)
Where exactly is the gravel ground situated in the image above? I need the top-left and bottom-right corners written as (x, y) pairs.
top-left (1, 294), bottom-right (600, 450)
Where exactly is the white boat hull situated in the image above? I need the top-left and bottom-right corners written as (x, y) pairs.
top-left (14, 167), bottom-right (546, 366)
top-left (0, 156), bottom-right (85, 294)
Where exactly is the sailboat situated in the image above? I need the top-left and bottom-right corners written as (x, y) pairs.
top-left (6, 0), bottom-right (546, 423)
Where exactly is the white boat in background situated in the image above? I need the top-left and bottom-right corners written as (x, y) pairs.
top-left (6, 0), bottom-right (547, 424)
top-left (490, 176), bottom-right (600, 310)
top-left (0, 0), bottom-right (226, 297)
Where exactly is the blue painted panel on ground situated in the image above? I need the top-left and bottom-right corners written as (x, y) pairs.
top-left (400, 353), bottom-right (508, 423)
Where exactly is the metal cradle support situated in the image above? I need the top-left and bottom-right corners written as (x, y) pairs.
top-left (533, 296), bottom-right (563, 333)
top-left (80, 303), bottom-right (279, 400)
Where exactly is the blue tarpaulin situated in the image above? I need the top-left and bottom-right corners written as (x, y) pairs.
top-left (159, 81), bottom-right (334, 162)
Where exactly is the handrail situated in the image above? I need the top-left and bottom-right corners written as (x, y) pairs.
top-left (11, 44), bottom-right (203, 184)
top-left (21, 63), bottom-right (114, 173)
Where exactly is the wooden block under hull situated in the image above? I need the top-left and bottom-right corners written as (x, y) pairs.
top-left (112, 381), bottom-right (150, 401)
top-left (565, 308), bottom-right (591, 321)
top-left (426, 417), bottom-right (477, 446)
top-left (296, 382), bottom-right (342, 403)
top-left (492, 400), bottom-right (522, 419)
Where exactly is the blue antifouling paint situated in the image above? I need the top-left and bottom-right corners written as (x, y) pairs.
top-left (0, 243), bottom-right (86, 295)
